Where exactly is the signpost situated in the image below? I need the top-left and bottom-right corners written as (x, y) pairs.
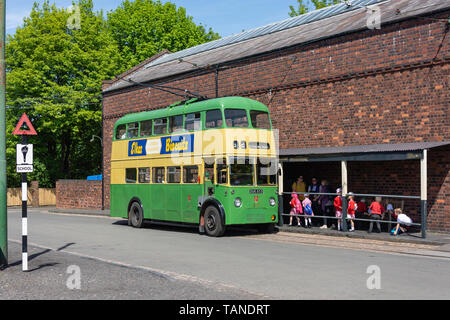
top-left (12, 113), bottom-right (37, 271)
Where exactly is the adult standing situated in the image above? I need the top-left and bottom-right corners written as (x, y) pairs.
top-left (292, 176), bottom-right (306, 200)
top-left (308, 177), bottom-right (320, 226)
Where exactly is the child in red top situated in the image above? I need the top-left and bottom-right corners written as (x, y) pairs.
top-left (334, 188), bottom-right (343, 231)
top-left (368, 197), bottom-right (385, 233)
top-left (289, 193), bottom-right (302, 227)
top-left (347, 194), bottom-right (357, 232)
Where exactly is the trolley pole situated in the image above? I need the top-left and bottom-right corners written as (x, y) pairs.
top-left (0, 0), bottom-right (7, 268)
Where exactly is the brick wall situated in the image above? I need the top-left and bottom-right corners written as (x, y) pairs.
top-left (102, 12), bottom-right (449, 231)
top-left (56, 180), bottom-right (102, 210)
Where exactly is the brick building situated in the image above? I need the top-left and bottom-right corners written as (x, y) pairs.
top-left (102, 0), bottom-right (450, 232)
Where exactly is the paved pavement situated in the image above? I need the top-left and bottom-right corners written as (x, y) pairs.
top-left (2, 207), bottom-right (450, 299)
top-left (0, 242), bottom-right (261, 300)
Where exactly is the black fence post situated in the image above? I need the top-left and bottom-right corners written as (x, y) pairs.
top-left (342, 195), bottom-right (348, 232)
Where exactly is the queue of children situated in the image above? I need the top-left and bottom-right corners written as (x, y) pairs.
top-left (288, 177), bottom-right (413, 235)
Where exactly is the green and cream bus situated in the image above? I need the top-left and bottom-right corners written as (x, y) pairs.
top-left (110, 96), bottom-right (279, 237)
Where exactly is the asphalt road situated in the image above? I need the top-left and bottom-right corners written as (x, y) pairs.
top-left (3, 208), bottom-right (450, 299)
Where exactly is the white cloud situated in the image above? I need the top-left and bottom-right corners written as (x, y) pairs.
top-left (6, 12), bottom-right (29, 33)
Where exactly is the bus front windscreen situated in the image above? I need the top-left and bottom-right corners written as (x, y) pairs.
top-left (230, 158), bottom-right (254, 186)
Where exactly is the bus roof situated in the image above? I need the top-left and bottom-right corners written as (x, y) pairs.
top-left (114, 96), bottom-right (269, 127)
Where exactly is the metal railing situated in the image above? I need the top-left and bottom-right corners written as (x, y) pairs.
top-left (278, 191), bottom-right (425, 238)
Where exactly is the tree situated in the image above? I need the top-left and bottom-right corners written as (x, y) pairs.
top-left (107, 0), bottom-right (220, 72)
top-left (289, 0), bottom-right (341, 17)
top-left (6, 0), bottom-right (121, 187)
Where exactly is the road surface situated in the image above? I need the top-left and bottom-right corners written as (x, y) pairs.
top-left (4, 208), bottom-right (450, 299)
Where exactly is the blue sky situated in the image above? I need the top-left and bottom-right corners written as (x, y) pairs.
top-left (6, 0), bottom-right (301, 37)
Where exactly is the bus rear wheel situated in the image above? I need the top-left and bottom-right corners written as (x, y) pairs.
top-left (129, 202), bottom-right (145, 228)
top-left (204, 206), bottom-right (225, 237)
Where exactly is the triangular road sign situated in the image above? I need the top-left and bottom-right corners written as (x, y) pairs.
top-left (12, 113), bottom-right (37, 136)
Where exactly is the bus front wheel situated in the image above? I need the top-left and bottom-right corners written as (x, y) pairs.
top-left (129, 202), bottom-right (145, 228)
top-left (204, 206), bottom-right (225, 237)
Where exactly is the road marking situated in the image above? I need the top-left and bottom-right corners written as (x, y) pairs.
top-left (8, 238), bottom-right (272, 299)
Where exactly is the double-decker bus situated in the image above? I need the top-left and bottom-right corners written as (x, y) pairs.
top-left (110, 96), bottom-right (279, 237)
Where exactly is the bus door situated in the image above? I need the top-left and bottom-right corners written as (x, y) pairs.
top-left (203, 159), bottom-right (215, 197)
top-left (214, 158), bottom-right (228, 204)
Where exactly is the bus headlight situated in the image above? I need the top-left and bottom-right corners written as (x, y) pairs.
top-left (269, 198), bottom-right (276, 207)
top-left (234, 198), bottom-right (242, 208)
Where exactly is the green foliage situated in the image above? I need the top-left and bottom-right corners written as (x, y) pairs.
top-left (6, 0), bottom-right (121, 187)
top-left (5, 0), bottom-right (221, 188)
top-left (107, 0), bottom-right (220, 72)
top-left (289, 0), bottom-right (341, 17)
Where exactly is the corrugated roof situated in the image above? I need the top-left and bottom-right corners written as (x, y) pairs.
top-left (279, 141), bottom-right (450, 157)
top-left (104, 0), bottom-right (450, 93)
top-left (143, 0), bottom-right (382, 69)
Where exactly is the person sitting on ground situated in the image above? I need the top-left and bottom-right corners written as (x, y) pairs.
top-left (391, 208), bottom-right (413, 236)
top-left (368, 197), bottom-right (385, 233)
top-left (289, 193), bottom-right (302, 227)
top-left (334, 188), bottom-right (343, 231)
top-left (302, 194), bottom-right (314, 229)
top-left (347, 193), bottom-right (357, 232)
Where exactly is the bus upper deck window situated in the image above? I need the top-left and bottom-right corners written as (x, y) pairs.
top-left (225, 109), bottom-right (249, 128)
top-left (127, 122), bottom-right (139, 139)
top-left (116, 124), bottom-right (126, 140)
top-left (185, 113), bottom-right (201, 131)
top-left (250, 111), bottom-right (271, 130)
top-left (205, 110), bottom-right (223, 129)
top-left (154, 118), bottom-right (167, 135)
top-left (169, 115), bottom-right (184, 133)
top-left (140, 120), bottom-right (152, 137)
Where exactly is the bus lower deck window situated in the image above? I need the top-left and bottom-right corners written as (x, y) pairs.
top-left (168, 167), bottom-right (181, 183)
top-left (126, 168), bottom-right (137, 184)
top-left (153, 167), bottom-right (165, 184)
top-left (183, 166), bottom-right (199, 184)
top-left (139, 168), bottom-right (151, 184)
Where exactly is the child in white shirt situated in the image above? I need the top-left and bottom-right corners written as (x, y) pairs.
top-left (392, 208), bottom-right (413, 236)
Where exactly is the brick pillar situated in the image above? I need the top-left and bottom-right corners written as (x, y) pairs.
top-left (30, 181), bottom-right (39, 207)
